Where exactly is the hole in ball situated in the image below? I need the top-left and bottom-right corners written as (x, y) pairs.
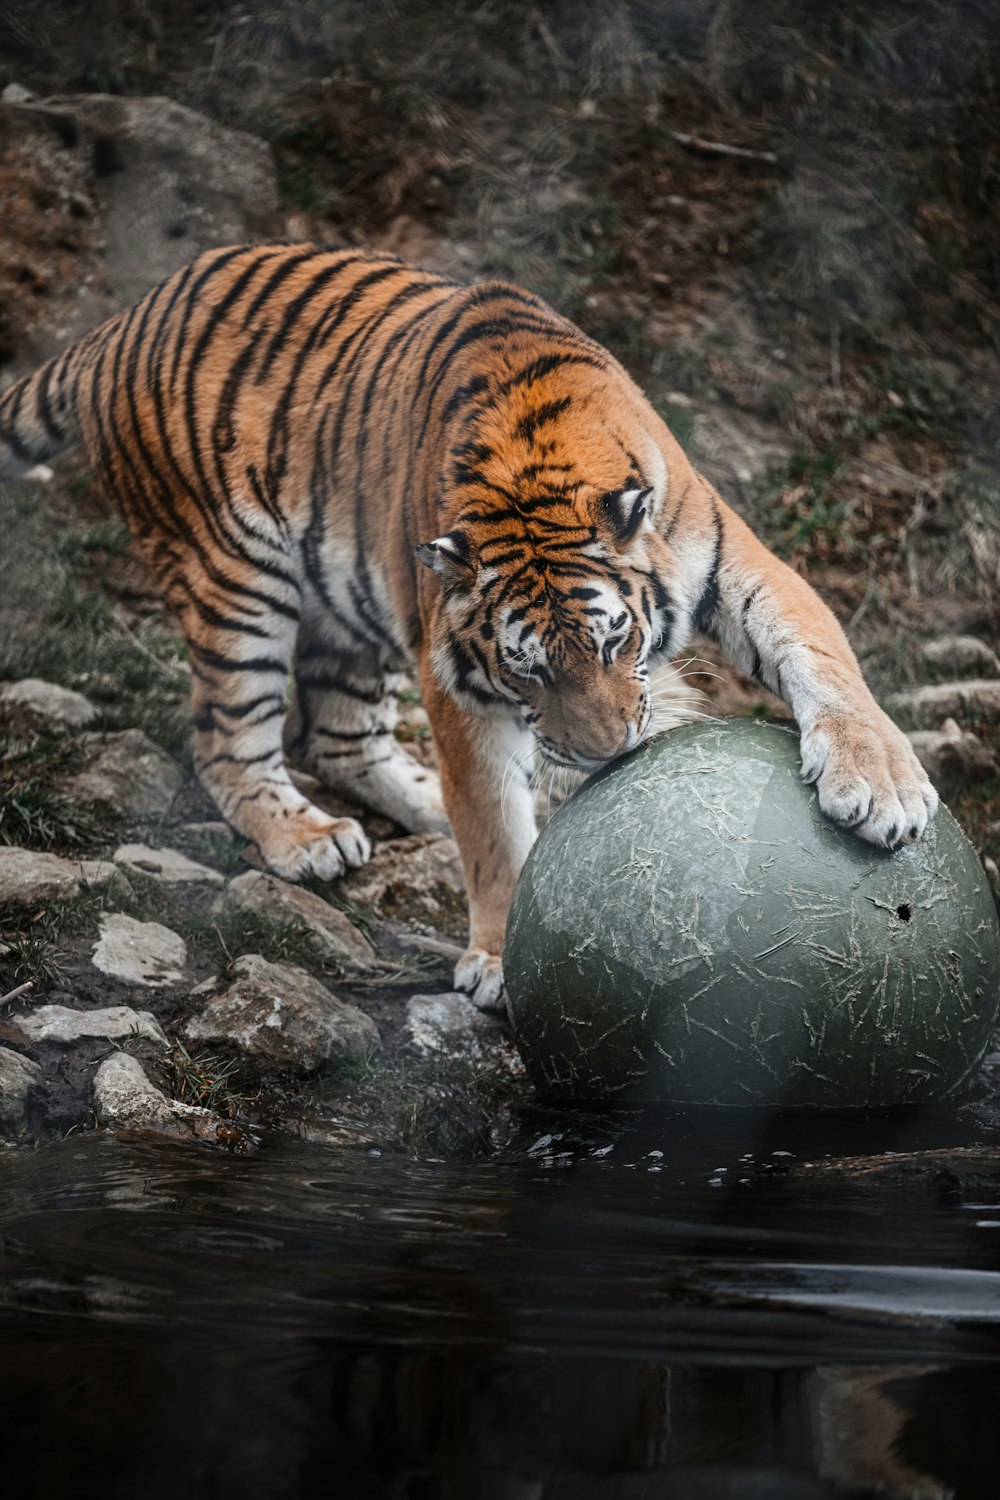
top-left (896, 903), bottom-right (912, 922)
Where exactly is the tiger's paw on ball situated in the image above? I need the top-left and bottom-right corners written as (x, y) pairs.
top-left (800, 707), bottom-right (938, 849)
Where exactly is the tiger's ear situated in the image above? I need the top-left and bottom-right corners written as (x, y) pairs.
top-left (601, 487), bottom-right (652, 544)
top-left (415, 530), bottom-right (477, 584)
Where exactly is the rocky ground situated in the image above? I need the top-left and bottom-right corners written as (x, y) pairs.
top-left (1, 13), bottom-right (999, 1166)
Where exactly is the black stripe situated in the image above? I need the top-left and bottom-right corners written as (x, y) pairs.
top-left (693, 506), bottom-right (724, 634)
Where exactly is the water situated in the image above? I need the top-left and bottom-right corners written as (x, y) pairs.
top-left (2, 1112), bottom-right (1000, 1499)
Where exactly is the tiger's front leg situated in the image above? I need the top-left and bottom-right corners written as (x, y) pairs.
top-left (702, 497), bottom-right (938, 846)
top-left (181, 591), bottom-right (371, 882)
top-left (418, 655), bottom-right (537, 1012)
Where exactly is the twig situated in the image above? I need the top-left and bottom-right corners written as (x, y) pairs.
top-left (111, 611), bottom-right (188, 680)
top-left (669, 130), bottom-right (779, 165)
top-left (0, 980), bottom-right (33, 1007)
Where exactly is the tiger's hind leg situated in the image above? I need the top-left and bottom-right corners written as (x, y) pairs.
top-left (286, 645), bottom-right (448, 835)
top-left (182, 592), bottom-right (370, 882)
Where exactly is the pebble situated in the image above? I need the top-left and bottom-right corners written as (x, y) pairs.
top-left (90, 912), bottom-right (188, 988)
top-left (113, 842), bottom-right (225, 885)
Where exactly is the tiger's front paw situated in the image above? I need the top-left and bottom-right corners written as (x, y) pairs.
top-left (454, 946), bottom-right (507, 1014)
top-left (800, 705), bottom-right (938, 849)
top-left (259, 812), bottom-right (371, 882)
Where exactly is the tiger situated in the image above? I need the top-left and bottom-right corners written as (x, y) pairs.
top-left (0, 243), bottom-right (937, 1010)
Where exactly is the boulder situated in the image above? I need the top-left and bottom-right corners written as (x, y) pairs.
top-left (215, 872), bottom-right (373, 964)
top-left (184, 954), bottom-right (379, 1073)
top-left (0, 92), bottom-right (279, 373)
top-left (113, 842), bottom-right (224, 885)
top-left (917, 636), bottom-right (1000, 679)
top-left (340, 834), bottom-right (466, 922)
top-left (13, 1003), bottom-right (167, 1047)
top-left (61, 729), bottom-right (186, 818)
top-left (0, 678), bottom-right (97, 734)
top-left (93, 1051), bottom-right (242, 1148)
top-left (907, 718), bottom-right (998, 788)
top-left (0, 846), bottom-right (125, 906)
top-left (90, 912), bottom-right (187, 988)
top-left (0, 1047), bottom-right (41, 1134)
top-left (889, 680), bottom-right (1000, 727)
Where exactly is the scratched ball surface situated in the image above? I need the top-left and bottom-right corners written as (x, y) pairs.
top-left (504, 717), bottom-right (1000, 1107)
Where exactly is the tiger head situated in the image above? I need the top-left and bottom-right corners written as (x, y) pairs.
top-left (417, 437), bottom-right (686, 770)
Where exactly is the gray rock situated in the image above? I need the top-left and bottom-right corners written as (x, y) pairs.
top-left (889, 680), bottom-right (1000, 727)
top-left (340, 834), bottom-right (466, 921)
top-left (68, 94), bottom-right (278, 308)
top-left (1, 93), bottom-right (279, 374)
top-left (113, 842), bottom-right (224, 885)
top-left (91, 912), bottom-right (187, 988)
top-left (0, 847), bottom-right (86, 905)
top-left (184, 953), bottom-right (379, 1074)
top-left (215, 872), bottom-right (373, 964)
top-left (93, 1051), bottom-right (235, 1146)
top-left (13, 1003), bottom-right (168, 1047)
top-left (0, 1047), bottom-right (41, 1133)
top-left (0, 677), bottom-right (97, 734)
top-left (907, 718), bottom-right (998, 788)
top-left (0, 846), bottom-right (125, 906)
top-left (918, 636), bottom-right (1000, 679)
top-left (61, 729), bottom-right (186, 818)
top-left (406, 992), bottom-right (506, 1060)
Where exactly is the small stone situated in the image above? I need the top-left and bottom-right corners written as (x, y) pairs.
top-left (405, 992), bottom-right (505, 1059)
top-left (13, 1003), bottom-right (168, 1047)
top-left (0, 1047), bottom-right (41, 1134)
top-left (0, 848), bottom-right (128, 907)
top-left (0, 847), bottom-right (85, 905)
top-left (984, 855), bottom-right (1000, 906)
top-left (113, 842), bottom-right (225, 885)
top-left (91, 912), bottom-right (187, 988)
top-left (340, 834), bottom-right (465, 921)
top-left (215, 872), bottom-right (373, 964)
top-left (61, 729), bottom-right (186, 818)
top-left (889, 680), bottom-right (1000, 727)
top-left (918, 636), bottom-right (1000, 679)
top-left (93, 1051), bottom-right (240, 1147)
top-left (184, 953), bottom-right (379, 1073)
top-left (1, 82), bottom-right (37, 105)
top-left (907, 718), bottom-right (998, 788)
top-left (0, 677), bottom-right (97, 734)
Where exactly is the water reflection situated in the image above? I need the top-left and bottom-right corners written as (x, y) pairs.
top-left (0, 1130), bottom-right (998, 1497)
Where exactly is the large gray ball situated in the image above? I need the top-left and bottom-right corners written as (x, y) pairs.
top-left (505, 718), bottom-right (1000, 1107)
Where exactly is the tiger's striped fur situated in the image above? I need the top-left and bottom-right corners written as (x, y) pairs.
top-left (0, 244), bottom-right (937, 1009)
